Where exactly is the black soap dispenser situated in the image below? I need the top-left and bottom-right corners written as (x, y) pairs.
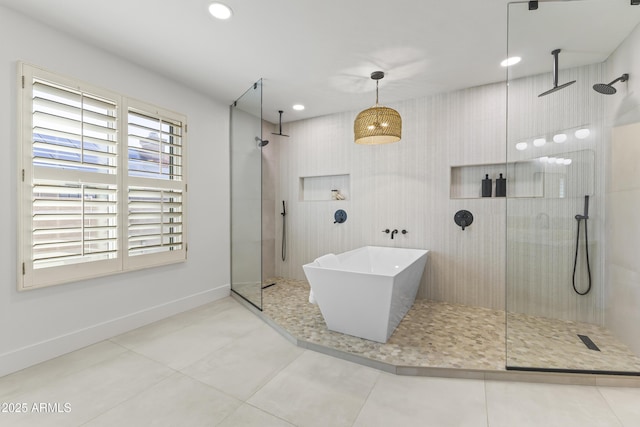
top-left (482, 174), bottom-right (492, 198)
top-left (495, 173), bottom-right (506, 197)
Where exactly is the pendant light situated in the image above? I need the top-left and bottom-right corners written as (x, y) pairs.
top-left (354, 71), bottom-right (402, 145)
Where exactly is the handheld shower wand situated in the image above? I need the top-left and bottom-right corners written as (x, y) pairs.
top-left (575, 195), bottom-right (589, 221)
top-left (572, 195), bottom-right (592, 295)
top-left (281, 201), bottom-right (287, 262)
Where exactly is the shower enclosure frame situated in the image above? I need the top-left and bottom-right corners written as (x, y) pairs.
top-left (505, 0), bottom-right (640, 375)
top-left (230, 79), bottom-right (264, 311)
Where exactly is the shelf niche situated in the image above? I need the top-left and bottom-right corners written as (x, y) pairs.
top-left (450, 161), bottom-right (544, 199)
top-left (300, 174), bottom-right (350, 201)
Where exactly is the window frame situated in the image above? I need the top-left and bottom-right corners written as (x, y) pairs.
top-left (17, 62), bottom-right (188, 291)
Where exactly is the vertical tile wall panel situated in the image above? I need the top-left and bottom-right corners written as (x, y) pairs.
top-left (275, 82), bottom-right (507, 311)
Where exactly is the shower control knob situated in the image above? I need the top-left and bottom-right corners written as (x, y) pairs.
top-left (382, 229), bottom-right (390, 234)
top-left (334, 209), bottom-right (347, 224)
top-left (454, 210), bottom-right (474, 231)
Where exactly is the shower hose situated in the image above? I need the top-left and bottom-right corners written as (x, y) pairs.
top-left (572, 216), bottom-right (592, 295)
top-left (281, 201), bottom-right (286, 262)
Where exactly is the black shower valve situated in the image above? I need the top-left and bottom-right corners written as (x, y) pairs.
top-left (454, 210), bottom-right (474, 231)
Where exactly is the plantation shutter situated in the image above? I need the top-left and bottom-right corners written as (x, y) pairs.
top-left (125, 103), bottom-right (186, 269)
top-left (19, 63), bottom-right (188, 290)
top-left (20, 66), bottom-right (121, 289)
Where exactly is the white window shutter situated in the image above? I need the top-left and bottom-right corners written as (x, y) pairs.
top-left (18, 63), bottom-right (187, 290)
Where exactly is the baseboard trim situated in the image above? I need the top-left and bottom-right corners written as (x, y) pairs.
top-left (0, 284), bottom-right (230, 377)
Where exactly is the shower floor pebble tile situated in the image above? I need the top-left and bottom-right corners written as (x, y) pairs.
top-left (262, 278), bottom-right (505, 370)
top-left (262, 278), bottom-right (640, 374)
top-left (507, 312), bottom-right (640, 372)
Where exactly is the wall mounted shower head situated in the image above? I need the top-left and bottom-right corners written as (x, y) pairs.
top-left (593, 74), bottom-right (629, 95)
top-left (539, 49), bottom-right (576, 97)
top-left (255, 136), bottom-right (269, 147)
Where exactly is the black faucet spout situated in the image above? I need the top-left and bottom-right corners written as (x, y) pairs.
top-left (391, 229), bottom-right (398, 239)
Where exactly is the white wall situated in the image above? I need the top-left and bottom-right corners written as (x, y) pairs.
top-left (604, 21), bottom-right (640, 355)
top-left (0, 6), bottom-right (230, 376)
top-left (276, 83), bottom-right (507, 310)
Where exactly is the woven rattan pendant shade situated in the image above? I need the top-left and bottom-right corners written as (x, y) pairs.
top-left (354, 71), bottom-right (402, 145)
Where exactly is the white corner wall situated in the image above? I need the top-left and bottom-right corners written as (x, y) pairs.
top-left (604, 21), bottom-right (640, 355)
top-left (0, 6), bottom-right (230, 376)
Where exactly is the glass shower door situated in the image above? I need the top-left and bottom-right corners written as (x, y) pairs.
top-left (505, 0), bottom-right (640, 374)
top-left (230, 80), bottom-right (263, 309)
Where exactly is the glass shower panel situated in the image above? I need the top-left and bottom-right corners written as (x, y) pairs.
top-left (506, 0), bottom-right (640, 374)
top-left (230, 80), bottom-right (263, 309)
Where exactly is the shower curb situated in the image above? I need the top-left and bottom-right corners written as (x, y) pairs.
top-left (231, 293), bottom-right (640, 388)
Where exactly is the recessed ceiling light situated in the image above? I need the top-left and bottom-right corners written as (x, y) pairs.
top-left (292, 104), bottom-right (305, 111)
top-left (501, 56), bottom-right (522, 67)
top-left (208, 2), bottom-right (232, 20)
top-left (515, 142), bottom-right (528, 151)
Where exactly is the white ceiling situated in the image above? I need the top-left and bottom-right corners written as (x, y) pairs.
top-left (1, 0), bottom-right (639, 124)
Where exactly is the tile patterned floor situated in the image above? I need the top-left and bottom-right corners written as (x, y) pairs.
top-left (2, 296), bottom-right (640, 426)
top-left (261, 278), bottom-right (640, 374)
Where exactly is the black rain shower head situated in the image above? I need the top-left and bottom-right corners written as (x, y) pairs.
top-left (538, 49), bottom-right (576, 97)
top-left (539, 80), bottom-right (577, 97)
top-left (593, 74), bottom-right (629, 95)
top-left (272, 110), bottom-right (290, 137)
top-left (255, 136), bottom-right (269, 147)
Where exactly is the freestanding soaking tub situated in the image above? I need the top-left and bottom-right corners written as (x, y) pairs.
top-left (302, 246), bottom-right (429, 343)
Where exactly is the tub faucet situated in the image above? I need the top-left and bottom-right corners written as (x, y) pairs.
top-left (391, 229), bottom-right (398, 239)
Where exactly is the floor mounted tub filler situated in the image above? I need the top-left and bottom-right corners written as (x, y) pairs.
top-left (302, 246), bottom-right (429, 343)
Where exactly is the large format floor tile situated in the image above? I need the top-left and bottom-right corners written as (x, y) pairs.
top-left (598, 387), bottom-right (640, 427)
top-left (181, 323), bottom-right (304, 400)
top-left (83, 372), bottom-right (242, 427)
top-left (0, 351), bottom-right (173, 427)
top-left (217, 403), bottom-right (297, 427)
top-left (354, 373), bottom-right (488, 427)
top-left (0, 340), bottom-right (127, 401)
top-left (485, 381), bottom-right (623, 427)
top-left (248, 350), bottom-right (380, 427)
top-left (112, 301), bottom-right (265, 370)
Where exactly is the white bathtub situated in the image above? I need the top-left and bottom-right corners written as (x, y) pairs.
top-left (302, 246), bottom-right (429, 343)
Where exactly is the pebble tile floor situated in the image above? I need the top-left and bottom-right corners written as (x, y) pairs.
top-left (261, 278), bottom-right (640, 374)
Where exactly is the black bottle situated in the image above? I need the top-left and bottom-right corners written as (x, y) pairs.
top-left (495, 173), bottom-right (506, 197)
top-left (482, 174), bottom-right (492, 198)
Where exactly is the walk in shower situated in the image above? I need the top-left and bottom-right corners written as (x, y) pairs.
top-left (230, 0), bottom-right (640, 380)
top-left (506, 0), bottom-right (640, 374)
